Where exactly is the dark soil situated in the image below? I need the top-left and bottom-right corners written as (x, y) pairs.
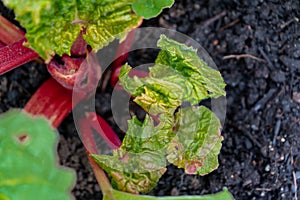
top-left (1, 0), bottom-right (300, 199)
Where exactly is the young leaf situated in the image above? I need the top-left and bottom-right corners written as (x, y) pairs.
top-left (103, 188), bottom-right (234, 200)
top-left (3, 0), bottom-right (142, 61)
top-left (91, 115), bottom-right (173, 194)
top-left (90, 152), bottom-right (167, 194)
top-left (0, 110), bottom-right (75, 200)
top-left (119, 64), bottom-right (184, 115)
top-left (155, 35), bottom-right (226, 104)
top-left (166, 106), bottom-right (223, 175)
top-left (132, 0), bottom-right (174, 19)
top-left (94, 35), bottom-right (227, 194)
top-left (120, 115), bottom-right (175, 153)
top-left (119, 35), bottom-right (226, 114)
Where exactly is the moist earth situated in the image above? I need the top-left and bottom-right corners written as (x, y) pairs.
top-left (0, 0), bottom-right (299, 199)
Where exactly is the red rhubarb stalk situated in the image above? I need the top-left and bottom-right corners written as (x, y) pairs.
top-left (0, 15), bottom-right (24, 44)
top-left (0, 38), bottom-right (39, 75)
top-left (24, 78), bottom-right (83, 128)
top-left (24, 77), bottom-right (120, 149)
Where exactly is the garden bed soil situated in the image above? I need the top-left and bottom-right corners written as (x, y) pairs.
top-left (0, 0), bottom-right (299, 199)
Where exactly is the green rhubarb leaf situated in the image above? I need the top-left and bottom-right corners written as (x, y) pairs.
top-left (103, 187), bottom-right (234, 200)
top-left (155, 35), bottom-right (226, 104)
top-left (91, 114), bottom-right (175, 194)
top-left (132, 0), bottom-right (174, 19)
top-left (120, 114), bottom-right (174, 153)
top-left (0, 110), bottom-right (75, 200)
top-left (91, 152), bottom-right (166, 194)
top-left (166, 106), bottom-right (223, 175)
top-left (119, 35), bottom-right (226, 114)
top-left (3, 0), bottom-right (142, 61)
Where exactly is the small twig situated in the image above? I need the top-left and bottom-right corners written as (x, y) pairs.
top-left (254, 88), bottom-right (277, 111)
top-left (280, 17), bottom-right (299, 30)
top-left (223, 54), bottom-right (266, 63)
top-left (258, 47), bottom-right (274, 68)
top-left (203, 11), bottom-right (227, 27)
top-left (293, 171), bottom-right (298, 200)
top-left (219, 18), bottom-right (240, 31)
top-left (272, 119), bottom-right (281, 145)
top-left (255, 188), bottom-right (272, 191)
top-left (291, 151), bottom-right (298, 200)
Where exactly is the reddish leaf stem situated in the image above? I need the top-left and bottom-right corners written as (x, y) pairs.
top-left (87, 151), bottom-right (114, 200)
top-left (70, 31), bottom-right (87, 57)
top-left (0, 15), bottom-right (24, 44)
top-left (24, 78), bottom-right (84, 128)
top-left (0, 38), bottom-right (39, 75)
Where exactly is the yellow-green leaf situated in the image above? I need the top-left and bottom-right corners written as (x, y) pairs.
top-left (3, 0), bottom-right (142, 61)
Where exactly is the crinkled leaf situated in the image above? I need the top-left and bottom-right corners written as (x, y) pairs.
top-left (166, 106), bottom-right (223, 175)
top-left (132, 0), bottom-right (174, 19)
top-left (91, 152), bottom-right (166, 194)
top-left (121, 114), bottom-right (174, 153)
top-left (0, 110), bottom-right (75, 200)
top-left (103, 188), bottom-right (234, 200)
top-left (119, 64), bottom-right (184, 115)
top-left (3, 0), bottom-right (142, 61)
top-left (155, 35), bottom-right (226, 104)
top-left (119, 35), bottom-right (226, 114)
top-left (95, 35), bottom-right (226, 194)
top-left (91, 114), bottom-right (174, 194)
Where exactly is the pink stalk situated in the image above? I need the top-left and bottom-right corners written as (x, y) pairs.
top-left (0, 15), bottom-right (24, 44)
top-left (79, 112), bottom-right (121, 152)
top-left (24, 78), bottom-right (84, 128)
top-left (0, 38), bottom-right (39, 75)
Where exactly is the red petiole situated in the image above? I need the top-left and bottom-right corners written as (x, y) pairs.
top-left (0, 38), bottom-right (39, 75)
top-left (0, 15), bottom-right (24, 44)
top-left (0, 15), bottom-right (39, 75)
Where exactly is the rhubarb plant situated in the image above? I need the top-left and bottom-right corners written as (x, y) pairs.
top-left (0, 0), bottom-right (234, 199)
top-left (91, 35), bottom-right (228, 195)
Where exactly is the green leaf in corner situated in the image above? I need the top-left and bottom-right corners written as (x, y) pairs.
top-left (3, 0), bottom-right (142, 61)
top-left (103, 188), bottom-right (234, 200)
top-left (166, 106), bottom-right (223, 175)
top-left (0, 110), bottom-right (75, 200)
top-left (132, 0), bottom-right (174, 19)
